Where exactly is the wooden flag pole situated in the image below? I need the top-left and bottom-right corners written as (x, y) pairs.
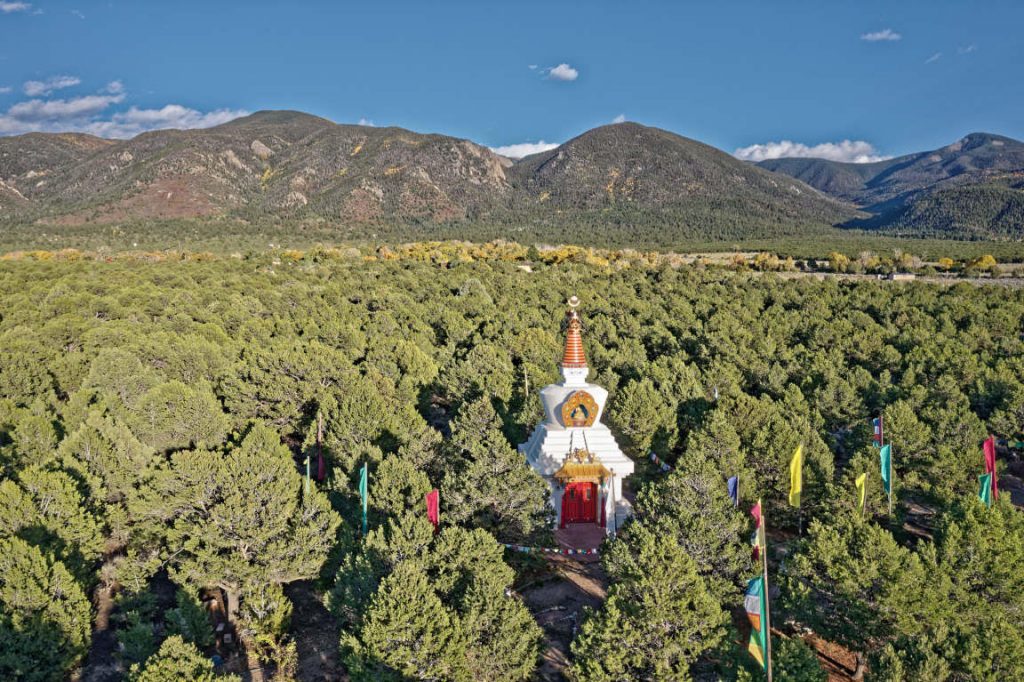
top-left (762, 507), bottom-right (774, 682)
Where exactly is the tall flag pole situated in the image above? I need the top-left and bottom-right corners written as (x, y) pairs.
top-left (879, 443), bottom-right (893, 516)
top-left (855, 472), bottom-right (867, 517)
top-left (359, 463), bottom-right (369, 536)
top-left (745, 498), bottom-right (773, 680)
top-left (983, 436), bottom-right (998, 501)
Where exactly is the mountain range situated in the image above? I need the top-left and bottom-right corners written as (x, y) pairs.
top-left (1, 110), bottom-right (1022, 242)
top-left (758, 133), bottom-right (1024, 239)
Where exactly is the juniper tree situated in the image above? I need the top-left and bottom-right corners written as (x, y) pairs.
top-left (440, 397), bottom-right (551, 541)
top-left (572, 524), bottom-right (728, 681)
top-left (131, 422), bottom-right (340, 625)
top-left (0, 537), bottom-right (92, 682)
top-left (129, 635), bottom-right (239, 682)
top-left (622, 458), bottom-right (750, 601)
top-left (782, 514), bottom-right (948, 676)
top-left (0, 466), bottom-right (105, 581)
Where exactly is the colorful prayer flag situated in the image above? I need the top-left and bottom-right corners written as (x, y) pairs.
top-left (872, 416), bottom-right (883, 448)
top-left (744, 576), bottom-right (768, 670)
top-left (978, 473), bottom-right (992, 507)
top-left (750, 499), bottom-right (766, 562)
top-left (358, 463), bottom-right (368, 536)
top-left (789, 444), bottom-right (803, 508)
top-left (316, 451), bottom-right (326, 482)
top-left (425, 488), bottom-right (440, 530)
top-left (727, 476), bottom-right (739, 507)
top-left (983, 436), bottom-right (998, 500)
top-left (879, 444), bottom-right (892, 494)
top-left (855, 473), bottom-right (867, 514)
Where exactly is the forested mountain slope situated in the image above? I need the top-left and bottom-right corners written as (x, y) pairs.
top-left (759, 133), bottom-right (1024, 239)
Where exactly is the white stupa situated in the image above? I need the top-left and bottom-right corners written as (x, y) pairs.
top-left (518, 296), bottom-right (634, 533)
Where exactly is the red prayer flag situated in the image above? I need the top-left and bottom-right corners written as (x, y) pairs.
top-left (983, 436), bottom-right (998, 500)
top-left (750, 500), bottom-right (765, 561)
top-left (426, 489), bottom-right (440, 530)
top-left (316, 452), bottom-right (326, 482)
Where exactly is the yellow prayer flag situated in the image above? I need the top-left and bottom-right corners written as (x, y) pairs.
top-left (789, 444), bottom-right (803, 507)
top-left (855, 472), bottom-right (867, 514)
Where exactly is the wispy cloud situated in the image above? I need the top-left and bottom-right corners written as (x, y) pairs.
top-left (0, 1), bottom-right (31, 13)
top-left (925, 52), bottom-right (942, 64)
top-left (84, 105), bottom-right (248, 138)
top-left (23, 75), bottom-right (81, 96)
top-left (958, 44), bottom-right (977, 54)
top-left (0, 86), bottom-right (12, 94)
top-left (70, 8), bottom-right (84, 19)
top-left (612, 114), bottom-right (627, 124)
top-left (490, 140), bottom-right (560, 159)
top-left (734, 139), bottom-right (890, 164)
top-left (0, 80), bottom-right (247, 138)
top-left (861, 28), bottom-right (901, 42)
top-left (357, 117), bottom-right (375, 127)
top-left (7, 94), bottom-right (126, 123)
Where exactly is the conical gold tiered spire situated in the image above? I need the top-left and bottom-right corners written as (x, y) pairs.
top-left (561, 296), bottom-right (587, 369)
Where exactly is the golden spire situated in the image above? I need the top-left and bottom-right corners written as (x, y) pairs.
top-left (561, 296), bottom-right (587, 368)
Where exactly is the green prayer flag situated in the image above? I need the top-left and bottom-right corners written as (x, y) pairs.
top-left (359, 463), bottom-right (368, 535)
top-left (879, 444), bottom-right (892, 494)
top-left (978, 473), bottom-right (992, 507)
top-left (744, 576), bottom-right (768, 670)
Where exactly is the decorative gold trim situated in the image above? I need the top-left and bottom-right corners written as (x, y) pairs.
top-left (561, 390), bottom-right (598, 427)
top-left (554, 449), bottom-right (612, 484)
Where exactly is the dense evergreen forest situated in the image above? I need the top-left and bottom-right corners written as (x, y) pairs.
top-left (1, 242), bottom-right (1023, 681)
top-left (6, 217), bottom-right (1024, 263)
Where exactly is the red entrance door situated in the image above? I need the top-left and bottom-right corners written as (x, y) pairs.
top-left (561, 482), bottom-right (597, 526)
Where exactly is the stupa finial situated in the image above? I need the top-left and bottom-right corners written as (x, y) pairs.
top-left (561, 296), bottom-right (587, 369)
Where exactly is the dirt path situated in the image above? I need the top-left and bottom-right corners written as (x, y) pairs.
top-left (78, 583), bottom-right (121, 682)
top-left (284, 581), bottom-right (345, 682)
top-left (519, 553), bottom-right (608, 681)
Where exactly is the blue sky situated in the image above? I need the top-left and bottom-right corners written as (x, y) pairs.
top-left (1, 0), bottom-right (1022, 161)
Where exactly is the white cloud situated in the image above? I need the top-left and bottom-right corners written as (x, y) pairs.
top-left (0, 86), bottom-right (11, 94)
top-left (734, 139), bottom-right (891, 164)
top-left (357, 117), bottom-right (375, 126)
top-left (23, 75), bottom-right (81, 96)
top-left (861, 28), bottom-right (901, 42)
top-left (546, 63), bottom-right (578, 81)
top-left (958, 44), bottom-right (977, 54)
top-left (70, 9), bottom-right (84, 19)
top-left (528, 64), bottom-right (538, 70)
top-left (8, 93), bottom-right (125, 122)
top-left (925, 52), bottom-right (942, 64)
top-left (489, 140), bottom-right (560, 159)
top-left (0, 2), bottom-right (31, 13)
top-left (82, 105), bottom-right (249, 138)
top-left (611, 114), bottom-right (626, 124)
top-left (0, 87), bottom-right (247, 138)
